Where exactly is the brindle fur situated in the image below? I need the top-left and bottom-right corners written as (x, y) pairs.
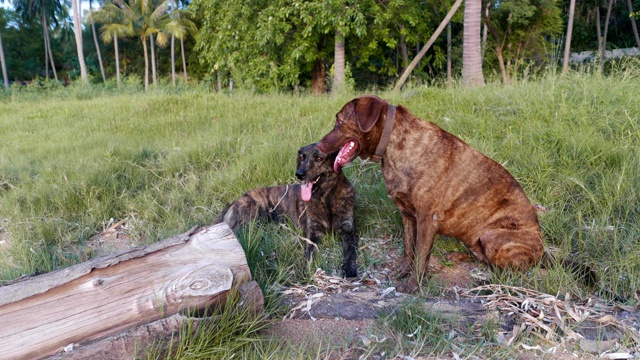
top-left (217, 144), bottom-right (358, 277)
top-left (317, 95), bottom-right (544, 291)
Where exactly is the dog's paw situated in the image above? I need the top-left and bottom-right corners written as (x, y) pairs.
top-left (395, 278), bottom-right (419, 294)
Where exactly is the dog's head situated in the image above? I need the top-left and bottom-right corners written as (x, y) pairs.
top-left (295, 143), bottom-right (339, 202)
top-left (317, 95), bottom-right (390, 172)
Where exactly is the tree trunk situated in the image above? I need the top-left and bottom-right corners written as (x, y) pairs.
top-left (0, 31), bottom-right (8, 90)
top-left (181, 38), bottom-right (187, 81)
top-left (627, 0), bottom-right (640, 48)
top-left (447, 22), bottom-right (452, 85)
top-left (41, 6), bottom-right (58, 82)
top-left (596, 6), bottom-right (602, 57)
top-left (72, 0), bottom-right (88, 84)
top-left (150, 33), bottom-right (157, 85)
top-left (171, 35), bottom-right (176, 85)
top-left (481, 1), bottom-right (489, 60)
top-left (495, 45), bottom-right (509, 83)
top-left (599, 0), bottom-right (614, 72)
top-left (89, 0), bottom-right (106, 83)
top-left (143, 37), bottom-right (149, 90)
top-left (114, 35), bottom-right (121, 86)
top-left (462, 0), bottom-right (484, 87)
top-left (562, 0), bottom-right (576, 74)
top-left (333, 30), bottom-right (345, 93)
top-left (0, 223), bottom-right (260, 360)
top-left (311, 58), bottom-right (326, 95)
top-left (399, 32), bottom-right (409, 70)
top-left (394, 0), bottom-right (463, 91)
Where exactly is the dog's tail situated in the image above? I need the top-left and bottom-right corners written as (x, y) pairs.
top-left (541, 249), bottom-right (598, 289)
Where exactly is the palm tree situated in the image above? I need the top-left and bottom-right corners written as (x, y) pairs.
top-left (71, 0), bottom-right (88, 83)
top-left (562, 0), bottom-right (576, 74)
top-left (166, 0), bottom-right (195, 85)
top-left (14, 0), bottom-right (67, 81)
top-left (93, 1), bottom-right (135, 86)
top-left (1, 8), bottom-right (8, 90)
top-left (462, 0), bottom-right (484, 87)
top-left (89, 0), bottom-right (107, 83)
top-left (112, 0), bottom-right (169, 90)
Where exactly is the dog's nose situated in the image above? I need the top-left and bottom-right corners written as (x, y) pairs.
top-left (296, 169), bottom-right (305, 180)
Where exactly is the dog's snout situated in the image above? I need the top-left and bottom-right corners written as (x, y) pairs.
top-left (296, 168), bottom-right (305, 180)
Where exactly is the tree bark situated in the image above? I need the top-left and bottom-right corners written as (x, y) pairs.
top-left (311, 58), bottom-right (326, 95)
top-left (627, 0), bottom-right (640, 48)
top-left (447, 22), bottom-right (452, 85)
top-left (0, 223), bottom-right (258, 360)
top-left (72, 0), bottom-right (88, 84)
top-left (400, 32), bottom-right (409, 70)
top-left (562, 0), bottom-right (576, 74)
top-left (181, 38), bottom-right (188, 81)
top-left (89, 0), bottom-right (106, 83)
top-left (171, 35), bottom-right (176, 85)
top-left (114, 34), bottom-right (121, 86)
top-left (0, 31), bottom-right (8, 90)
top-left (143, 37), bottom-right (149, 90)
top-left (481, 1), bottom-right (489, 60)
top-left (394, 0), bottom-right (463, 91)
top-left (333, 30), bottom-right (345, 93)
top-left (41, 3), bottom-right (58, 82)
top-left (599, 0), bottom-right (614, 72)
top-left (462, 0), bottom-right (484, 87)
top-left (150, 33), bottom-right (158, 85)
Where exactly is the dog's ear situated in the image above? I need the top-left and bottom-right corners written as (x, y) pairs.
top-left (355, 96), bottom-right (386, 133)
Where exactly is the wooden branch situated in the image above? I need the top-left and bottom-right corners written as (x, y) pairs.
top-left (0, 223), bottom-right (260, 360)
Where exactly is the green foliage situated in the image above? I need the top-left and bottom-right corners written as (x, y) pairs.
top-left (485, 0), bottom-right (563, 82)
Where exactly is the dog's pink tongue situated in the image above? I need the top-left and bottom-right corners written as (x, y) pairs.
top-left (301, 182), bottom-right (313, 202)
top-left (334, 141), bottom-right (355, 173)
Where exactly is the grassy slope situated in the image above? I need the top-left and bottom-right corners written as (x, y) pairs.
top-left (0, 70), bottom-right (639, 356)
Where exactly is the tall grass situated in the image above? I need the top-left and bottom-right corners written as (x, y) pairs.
top-left (1, 66), bottom-right (639, 356)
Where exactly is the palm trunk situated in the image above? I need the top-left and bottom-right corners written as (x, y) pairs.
top-left (72, 0), bottom-right (88, 84)
top-left (143, 37), bottom-right (149, 90)
top-left (627, 0), bottom-right (640, 48)
top-left (171, 35), bottom-right (176, 85)
top-left (43, 23), bottom-right (49, 78)
top-left (150, 33), bottom-right (157, 86)
top-left (399, 32), bottom-right (409, 69)
top-left (462, 0), bottom-right (484, 87)
top-left (41, 6), bottom-right (58, 81)
top-left (333, 30), bottom-right (345, 93)
top-left (89, 0), bottom-right (106, 83)
top-left (311, 58), bottom-right (326, 95)
top-left (481, 1), bottom-right (489, 60)
top-left (447, 22), bottom-right (452, 85)
top-left (599, 0), bottom-right (614, 72)
top-left (114, 34), bottom-right (121, 86)
top-left (394, 0), bottom-right (463, 91)
top-left (0, 32), bottom-right (8, 90)
top-left (181, 38), bottom-right (187, 81)
top-left (596, 7), bottom-right (602, 57)
top-left (562, 0), bottom-right (576, 74)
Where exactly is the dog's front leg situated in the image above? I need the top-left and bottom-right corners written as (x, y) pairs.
top-left (303, 218), bottom-right (326, 261)
top-left (397, 214), bottom-right (417, 279)
top-left (397, 213), bottom-right (437, 293)
top-left (334, 212), bottom-right (357, 278)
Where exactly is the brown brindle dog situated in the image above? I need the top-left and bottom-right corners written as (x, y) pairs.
top-left (317, 95), bottom-right (544, 291)
top-left (217, 143), bottom-right (358, 277)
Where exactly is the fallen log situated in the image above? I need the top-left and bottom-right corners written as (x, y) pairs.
top-left (0, 222), bottom-right (262, 360)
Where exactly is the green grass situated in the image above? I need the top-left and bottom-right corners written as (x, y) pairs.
top-left (1, 65), bottom-right (640, 358)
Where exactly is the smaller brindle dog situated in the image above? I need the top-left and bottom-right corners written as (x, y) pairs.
top-left (217, 143), bottom-right (358, 277)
